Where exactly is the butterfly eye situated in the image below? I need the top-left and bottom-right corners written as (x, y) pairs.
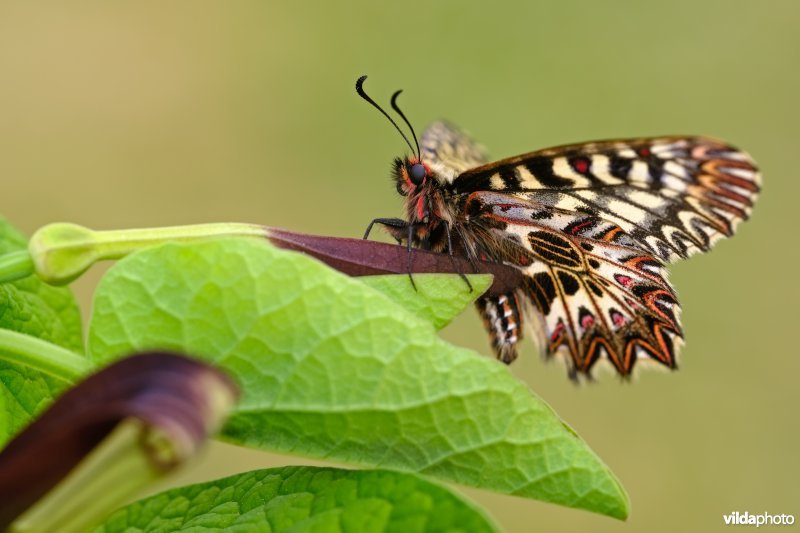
top-left (408, 163), bottom-right (426, 185)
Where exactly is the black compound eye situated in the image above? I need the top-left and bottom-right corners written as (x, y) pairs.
top-left (408, 163), bottom-right (426, 185)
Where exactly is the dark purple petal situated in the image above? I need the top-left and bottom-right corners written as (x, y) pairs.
top-left (0, 352), bottom-right (238, 525)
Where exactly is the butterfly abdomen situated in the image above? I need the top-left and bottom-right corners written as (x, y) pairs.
top-left (477, 293), bottom-right (524, 364)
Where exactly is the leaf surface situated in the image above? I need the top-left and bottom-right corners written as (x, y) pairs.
top-left (359, 273), bottom-right (491, 330)
top-left (96, 466), bottom-right (498, 533)
top-left (88, 239), bottom-right (629, 518)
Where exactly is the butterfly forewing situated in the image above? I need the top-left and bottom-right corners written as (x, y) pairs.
top-left (449, 135), bottom-right (760, 263)
top-left (418, 122), bottom-right (759, 379)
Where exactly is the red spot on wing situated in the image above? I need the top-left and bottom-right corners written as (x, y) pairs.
top-left (550, 321), bottom-right (566, 343)
top-left (614, 274), bottom-right (634, 288)
top-left (638, 147), bottom-right (651, 157)
top-left (570, 219), bottom-right (595, 235)
top-left (573, 158), bottom-right (590, 173)
top-left (581, 314), bottom-right (595, 329)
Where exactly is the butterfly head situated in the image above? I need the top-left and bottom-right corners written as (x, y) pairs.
top-left (393, 156), bottom-right (432, 196)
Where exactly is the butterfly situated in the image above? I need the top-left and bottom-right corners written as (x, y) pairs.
top-left (356, 76), bottom-right (761, 380)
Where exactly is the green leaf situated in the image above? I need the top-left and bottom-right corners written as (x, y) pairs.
top-left (95, 466), bottom-right (498, 533)
top-left (0, 217), bottom-right (84, 447)
top-left (359, 273), bottom-right (492, 330)
top-left (88, 239), bottom-right (629, 519)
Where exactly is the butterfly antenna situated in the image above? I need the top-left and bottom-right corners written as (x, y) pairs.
top-left (356, 75), bottom-right (417, 156)
top-left (390, 90), bottom-right (420, 160)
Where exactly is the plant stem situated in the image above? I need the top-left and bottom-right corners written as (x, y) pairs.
top-left (0, 250), bottom-right (34, 283)
top-left (29, 222), bottom-right (267, 285)
top-left (0, 329), bottom-right (91, 383)
top-left (88, 222), bottom-right (267, 257)
top-left (9, 419), bottom-right (164, 533)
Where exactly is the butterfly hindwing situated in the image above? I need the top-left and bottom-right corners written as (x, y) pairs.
top-left (468, 192), bottom-right (681, 376)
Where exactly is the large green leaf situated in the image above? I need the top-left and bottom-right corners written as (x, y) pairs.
top-left (96, 467), bottom-right (498, 533)
top-left (0, 218), bottom-right (83, 446)
top-left (359, 274), bottom-right (491, 330)
top-left (88, 238), bottom-right (629, 519)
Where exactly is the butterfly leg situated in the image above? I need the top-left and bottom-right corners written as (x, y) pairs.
top-left (405, 223), bottom-right (417, 290)
top-left (361, 217), bottom-right (418, 290)
top-left (476, 292), bottom-right (523, 364)
top-left (442, 221), bottom-right (473, 292)
top-left (363, 217), bottom-right (408, 240)
top-left (451, 224), bottom-right (482, 273)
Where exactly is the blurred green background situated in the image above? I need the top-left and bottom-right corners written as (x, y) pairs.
top-left (1, 1), bottom-right (796, 531)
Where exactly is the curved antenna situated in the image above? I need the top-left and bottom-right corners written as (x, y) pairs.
top-left (390, 90), bottom-right (420, 159)
top-left (356, 75), bottom-right (416, 156)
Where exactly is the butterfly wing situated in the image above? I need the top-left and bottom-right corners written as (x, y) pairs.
top-left (466, 192), bottom-right (681, 377)
top-left (449, 136), bottom-right (761, 262)
top-left (419, 123), bottom-right (759, 377)
top-left (420, 120), bottom-right (490, 180)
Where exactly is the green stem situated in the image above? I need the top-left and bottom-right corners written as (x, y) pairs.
top-left (0, 250), bottom-right (34, 283)
top-left (10, 419), bottom-right (164, 533)
top-left (80, 223), bottom-right (267, 259)
top-left (30, 222), bottom-right (267, 285)
top-left (0, 329), bottom-right (91, 383)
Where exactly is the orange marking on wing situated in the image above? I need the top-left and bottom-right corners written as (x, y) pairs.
top-left (642, 289), bottom-right (679, 329)
top-left (651, 323), bottom-right (678, 367)
top-left (587, 337), bottom-right (622, 374)
top-left (602, 227), bottom-right (623, 242)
